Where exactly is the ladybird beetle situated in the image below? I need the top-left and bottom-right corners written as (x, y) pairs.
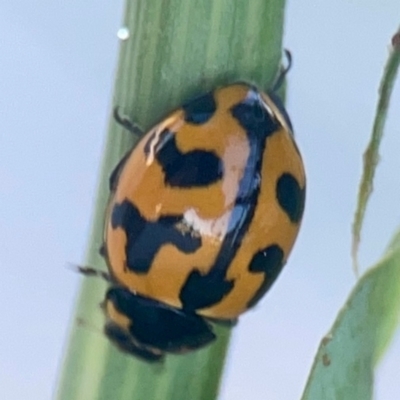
top-left (82, 58), bottom-right (306, 361)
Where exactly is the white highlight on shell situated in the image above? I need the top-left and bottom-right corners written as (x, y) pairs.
top-left (183, 208), bottom-right (230, 240)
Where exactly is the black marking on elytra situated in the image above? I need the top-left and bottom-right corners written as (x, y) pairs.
top-left (179, 270), bottom-right (234, 312)
top-left (109, 151), bottom-right (131, 191)
top-left (111, 200), bottom-right (201, 273)
top-left (230, 88), bottom-right (280, 138)
top-left (247, 244), bottom-right (285, 308)
top-left (180, 87), bottom-right (279, 311)
top-left (182, 91), bottom-right (217, 124)
top-left (107, 287), bottom-right (215, 354)
top-left (276, 173), bottom-right (305, 223)
top-left (154, 128), bottom-right (223, 187)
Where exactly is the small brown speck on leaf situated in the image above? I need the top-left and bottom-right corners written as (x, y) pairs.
top-left (322, 353), bottom-right (331, 367)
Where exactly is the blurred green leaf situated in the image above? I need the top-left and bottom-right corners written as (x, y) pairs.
top-left (352, 26), bottom-right (400, 275)
top-left (302, 227), bottom-right (400, 400)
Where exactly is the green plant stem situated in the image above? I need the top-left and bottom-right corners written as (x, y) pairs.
top-left (56, 1), bottom-right (286, 399)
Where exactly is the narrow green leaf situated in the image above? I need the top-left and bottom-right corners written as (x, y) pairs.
top-left (352, 26), bottom-right (400, 275)
top-left (55, 1), bottom-right (287, 399)
top-left (301, 228), bottom-right (400, 400)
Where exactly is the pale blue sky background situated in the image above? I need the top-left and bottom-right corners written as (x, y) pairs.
top-left (1, 1), bottom-right (400, 399)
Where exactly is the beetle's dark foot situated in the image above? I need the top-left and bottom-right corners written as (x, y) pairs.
top-left (272, 49), bottom-right (293, 92)
top-left (70, 263), bottom-right (113, 283)
top-left (113, 106), bottom-right (143, 137)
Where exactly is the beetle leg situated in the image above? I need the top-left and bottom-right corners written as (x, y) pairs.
top-left (272, 49), bottom-right (292, 92)
top-left (113, 106), bottom-right (143, 137)
top-left (70, 263), bottom-right (113, 284)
